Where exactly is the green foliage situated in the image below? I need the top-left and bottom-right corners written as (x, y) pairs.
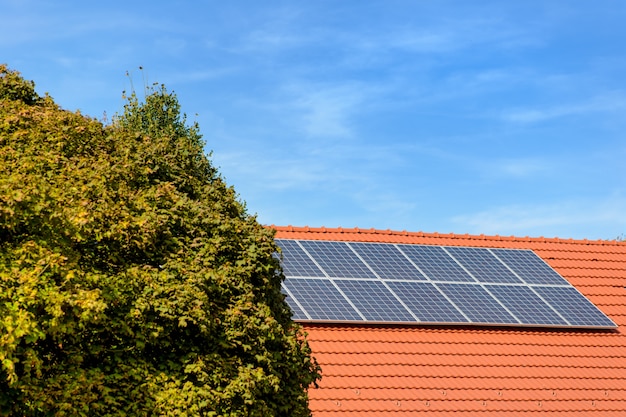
top-left (0, 64), bottom-right (320, 416)
top-left (0, 67), bottom-right (38, 105)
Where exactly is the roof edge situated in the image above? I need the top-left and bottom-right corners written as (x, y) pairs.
top-left (267, 225), bottom-right (624, 246)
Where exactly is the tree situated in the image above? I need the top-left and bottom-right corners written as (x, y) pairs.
top-left (0, 65), bottom-right (320, 416)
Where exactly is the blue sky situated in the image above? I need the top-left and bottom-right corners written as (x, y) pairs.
top-left (3, 1), bottom-right (626, 240)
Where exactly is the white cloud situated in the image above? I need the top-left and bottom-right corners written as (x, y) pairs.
top-left (487, 157), bottom-right (553, 179)
top-left (243, 30), bottom-right (308, 50)
top-left (284, 82), bottom-right (374, 139)
top-left (350, 12), bottom-right (542, 57)
top-left (501, 92), bottom-right (626, 123)
top-left (295, 89), bottom-right (358, 138)
top-left (167, 68), bottom-right (237, 84)
top-left (213, 147), bottom-right (347, 193)
top-left (451, 194), bottom-right (626, 239)
top-left (385, 31), bottom-right (454, 53)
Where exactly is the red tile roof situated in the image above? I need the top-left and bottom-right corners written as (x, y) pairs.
top-left (272, 226), bottom-right (626, 416)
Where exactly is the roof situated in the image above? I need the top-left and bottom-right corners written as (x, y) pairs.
top-left (273, 226), bottom-right (626, 416)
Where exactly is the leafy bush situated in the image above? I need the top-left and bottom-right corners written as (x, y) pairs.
top-left (0, 65), bottom-right (319, 416)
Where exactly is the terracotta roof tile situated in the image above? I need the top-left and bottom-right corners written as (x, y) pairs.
top-left (272, 226), bottom-right (626, 415)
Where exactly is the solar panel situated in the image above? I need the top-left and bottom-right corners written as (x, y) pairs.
top-left (533, 286), bottom-right (617, 328)
top-left (437, 283), bottom-right (519, 324)
top-left (487, 285), bottom-right (567, 326)
top-left (491, 248), bottom-right (569, 285)
top-left (349, 242), bottom-right (427, 280)
top-left (386, 281), bottom-right (469, 323)
top-left (275, 239), bottom-right (325, 277)
top-left (399, 245), bottom-right (476, 282)
top-left (446, 247), bottom-right (523, 284)
top-left (276, 240), bottom-right (617, 329)
top-left (299, 240), bottom-right (377, 278)
top-left (333, 280), bottom-right (417, 322)
top-left (281, 289), bottom-right (309, 320)
top-left (282, 278), bottom-right (363, 321)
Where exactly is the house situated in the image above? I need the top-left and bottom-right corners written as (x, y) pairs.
top-left (273, 225), bottom-right (626, 416)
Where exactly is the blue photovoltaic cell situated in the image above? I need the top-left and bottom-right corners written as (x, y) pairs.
top-left (487, 285), bottom-right (567, 326)
top-left (491, 249), bottom-right (569, 285)
top-left (446, 247), bottom-right (523, 284)
top-left (281, 288), bottom-right (308, 320)
top-left (349, 242), bottom-right (427, 280)
top-left (334, 280), bottom-right (416, 322)
top-left (533, 286), bottom-right (617, 328)
top-left (399, 245), bottom-right (476, 282)
top-left (437, 283), bottom-right (519, 324)
top-left (282, 278), bottom-right (363, 321)
top-left (299, 240), bottom-right (376, 278)
top-left (275, 239), bottom-right (325, 277)
top-left (386, 281), bottom-right (468, 323)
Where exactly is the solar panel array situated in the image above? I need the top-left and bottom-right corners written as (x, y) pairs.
top-left (277, 239), bottom-right (617, 329)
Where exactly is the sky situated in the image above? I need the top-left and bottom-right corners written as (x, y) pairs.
top-left (2, 0), bottom-right (626, 240)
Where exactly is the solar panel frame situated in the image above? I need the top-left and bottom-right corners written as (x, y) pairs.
top-left (275, 239), bottom-right (617, 329)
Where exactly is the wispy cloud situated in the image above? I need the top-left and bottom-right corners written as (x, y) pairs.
top-left (292, 84), bottom-right (364, 138)
top-left (249, 80), bottom-right (384, 140)
top-left (226, 5), bottom-right (313, 53)
top-left (451, 194), bottom-right (626, 239)
top-left (501, 92), bottom-right (626, 123)
top-left (484, 157), bottom-right (553, 179)
top-left (213, 146), bottom-right (351, 193)
top-left (166, 67), bottom-right (238, 84)
top-left (350, 13), bottom-right (542, 56)
top-left (243, 30), bottom-right (310, 51)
